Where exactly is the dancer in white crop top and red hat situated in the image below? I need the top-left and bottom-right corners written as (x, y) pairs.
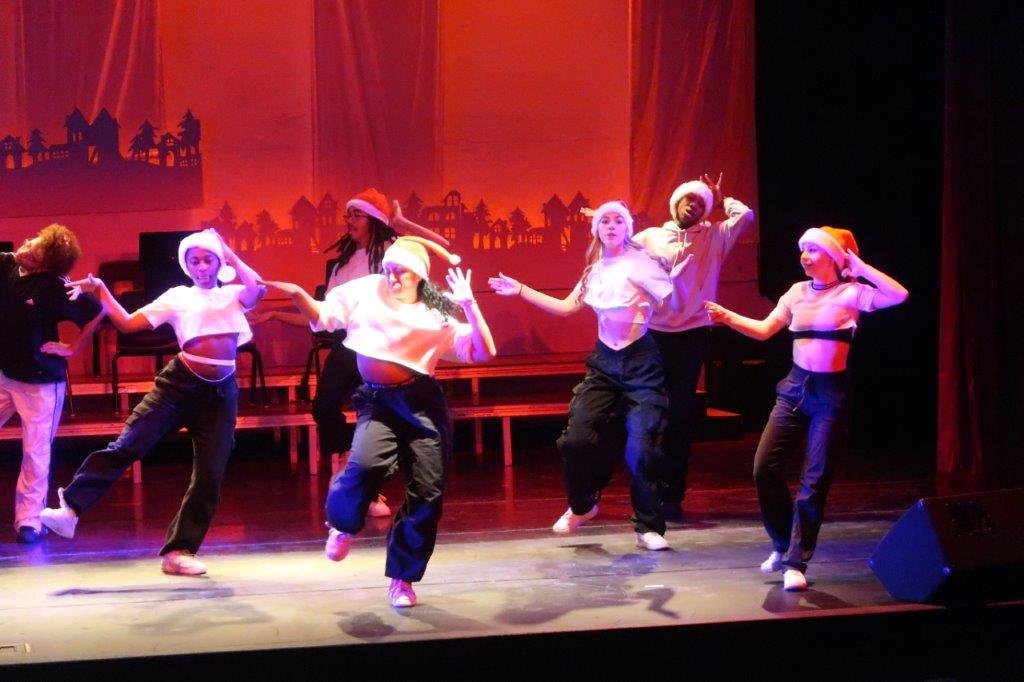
top-left (705, 225), bottom-right (908, 591)
top-left (489, 201), bottom-right (691, 551)
top-left (255, 188), bottom-right (450, 518)
top-left (264, 236), bottom-right (495, 608)
top-left (41, 229), bottom-right (264, 576)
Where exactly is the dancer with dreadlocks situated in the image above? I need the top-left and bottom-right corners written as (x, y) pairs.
top-left (255, 189), bottom-right (449, 517)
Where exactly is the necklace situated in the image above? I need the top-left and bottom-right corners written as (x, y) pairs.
top-left (810, 279), bottom-right (840, 291)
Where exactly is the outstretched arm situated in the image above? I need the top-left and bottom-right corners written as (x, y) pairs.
top-left (259, 280), bottom-right (323, 325)
top-left (446, 268), bottom-right (496, 361)
top-left (488, 272), bottom-right (584, 317)
top-left (704, 300), bottom-right (786, 341)
top-left (65, 276), bottom-right (152, 334)
top-left (392, 200), bottom-right (451, 248)
top-left (844, 251), bottom-right (909, 309)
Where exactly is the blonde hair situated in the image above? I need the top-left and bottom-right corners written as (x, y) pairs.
top-left (577, 235), bottom-right (643, 303)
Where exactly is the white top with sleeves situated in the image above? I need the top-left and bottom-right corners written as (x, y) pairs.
top-left (582, 247), bottom-right (673, 324)
top-left (768, 281), bottom-right (879, 332)
top-left (139, 284), bottom-right (254, 347)
top-left (314, 274), bottom-right (474, 375)
top-left (326, 247), bottom-right (372, 292)
top-left (633, 197), bottom-right (754, 333)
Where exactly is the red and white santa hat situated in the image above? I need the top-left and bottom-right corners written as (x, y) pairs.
top-left (798, 225), bottom-right (860, 270)
top-left (178, 230), bottom-right (236, 283)
top-left (381, 236), bottom-right (461, 280)
top-left (346, 187), bottom-right (391, 225)
top-left (590, 200), bottom-right (635, 238)
top-left (668, 180), bottom-right (714, 223)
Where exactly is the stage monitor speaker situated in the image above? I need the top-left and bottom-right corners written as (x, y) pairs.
top-left (139, 230), bottom-right (197, 301)
top-left (869, 488), bottom-right (1024, 603)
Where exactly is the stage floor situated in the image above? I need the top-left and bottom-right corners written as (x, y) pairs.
top-left (1, 432), bottom-right (1020, 677)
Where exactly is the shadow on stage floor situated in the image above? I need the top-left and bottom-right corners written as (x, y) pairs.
top-left (1, 432), bottom-right (1021, 678)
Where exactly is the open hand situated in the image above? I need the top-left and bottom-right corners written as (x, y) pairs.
top-left (40, 341), bottom-right (74, 357)
top-left (444, 267), bottom-right (476, 307)
top-left (65, 274), bottom-right (103, 298)
top-left (701, 172), bottom-right (724, 208)
top-left (259, 279), bottom-right (305, 297)
top-left (487, 272), bottom-right (522, 297)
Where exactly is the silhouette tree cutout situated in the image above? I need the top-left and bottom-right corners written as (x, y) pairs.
top-left (178, 109), bottom-right (201, 156)
top-left (404, 192), bottom-right (424, 222)
top-left (27, 129), bottom-right (46, 163)
top-left (508, 207), bottom-right (531, 248)
top-left (129, 120), bottom-right (158, 161)
top-left (255, 209), bottom-right (279, 249)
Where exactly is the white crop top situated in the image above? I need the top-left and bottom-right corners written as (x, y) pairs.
top-left (582, 248), bottom-right (674, 324)
top-left (768, 281), bottom-right (879, 332)
top-left (139, 284), bottom-right (254, 347)
top-left (314, 275), bottom-right (473, 375)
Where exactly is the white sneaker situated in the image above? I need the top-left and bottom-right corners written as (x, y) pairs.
top-left (635, 532), bottom-right (669, 551)
top-left (760, 551), bottom-right (784, 573)
top-left (325, 527), bottom-right (353, 561)
top-left (551, 505), bottom-right (599, 534)
top-left (783, 568), bottom-right (808, 591)
top-left (40, 487), bottom-right (78, 538)
top-left (367, 494), bottom-right (391, 518)
top-left (161, 550), bottom-right (207, 576)
top-left (388, 579), bottom-right (417, 608)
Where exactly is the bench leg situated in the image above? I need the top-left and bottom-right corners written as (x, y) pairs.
top-left (502, 416), bottom-right (513, 467)
top-left (132, 460), bottom-right (143, 484)
top-left (289, 426), bottom-right (299, 465)
top-left (308, 425), bottom-right (320, 476)
top-left (474, 419), bottom-right (484, 460)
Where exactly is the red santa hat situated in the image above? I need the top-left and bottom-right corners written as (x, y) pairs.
top-left (798, 225), bottom-right (860, 270)
top-left (590, 200), bottom-right (635, 238)
top-left (668, 180), bottom-right (714, 222)
top-left (346, 188), bottom-right (391, 225)
top-left (178, 231), bottom-right (236, 283)
top-left (381, 236), bottom-right (461, 280)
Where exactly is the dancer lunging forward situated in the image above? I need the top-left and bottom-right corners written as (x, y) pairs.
top-left (264, 237), bottom-right (495, 607)
top-left (489, 201), bottom-right (690, 551)
top-left (705, 226), bottom-right (907, 590)
top-left (42, 229), bottom-right (264, 576)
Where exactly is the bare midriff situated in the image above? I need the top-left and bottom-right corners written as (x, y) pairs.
top-left (356, 354), bottom-right (418, 384)
top-left (180, 333), bottom-right (239, 380)
top-left (793, 338), bottom-right (851, 373)
top-left (597, 317), bottom-right (648, 351)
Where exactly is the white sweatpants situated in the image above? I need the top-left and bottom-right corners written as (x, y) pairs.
top-left (0, 370), bottom-right (65, 533)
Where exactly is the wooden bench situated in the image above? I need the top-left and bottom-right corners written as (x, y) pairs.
top-left (4, 352), bottom-right (741, 480)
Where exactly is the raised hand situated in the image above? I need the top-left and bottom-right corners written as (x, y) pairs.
top-left (579, 207), bottom-right (596, 218)
top-left (392, 200), bottom-right (405, 223)
top-left (444, 267), bottom-right (476, 307)
top-left (843, 249), bottom-right (866, 279)
top-left (701, 171), bottom-right (724, 208)
top-left (487, 272), bottom-right (523, 297)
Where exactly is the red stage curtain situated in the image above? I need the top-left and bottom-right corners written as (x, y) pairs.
top-left (312, 0), bottom-right (441, 200)
top-left (937, 0), bottom-right (1023, 489)
top-left (0, 0), bottom-right (162, 136)
top-left (630, 0), bottom-right (758, 222)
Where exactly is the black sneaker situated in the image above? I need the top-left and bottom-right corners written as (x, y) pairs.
top-left (16, 526), bottom-right (47, 544)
